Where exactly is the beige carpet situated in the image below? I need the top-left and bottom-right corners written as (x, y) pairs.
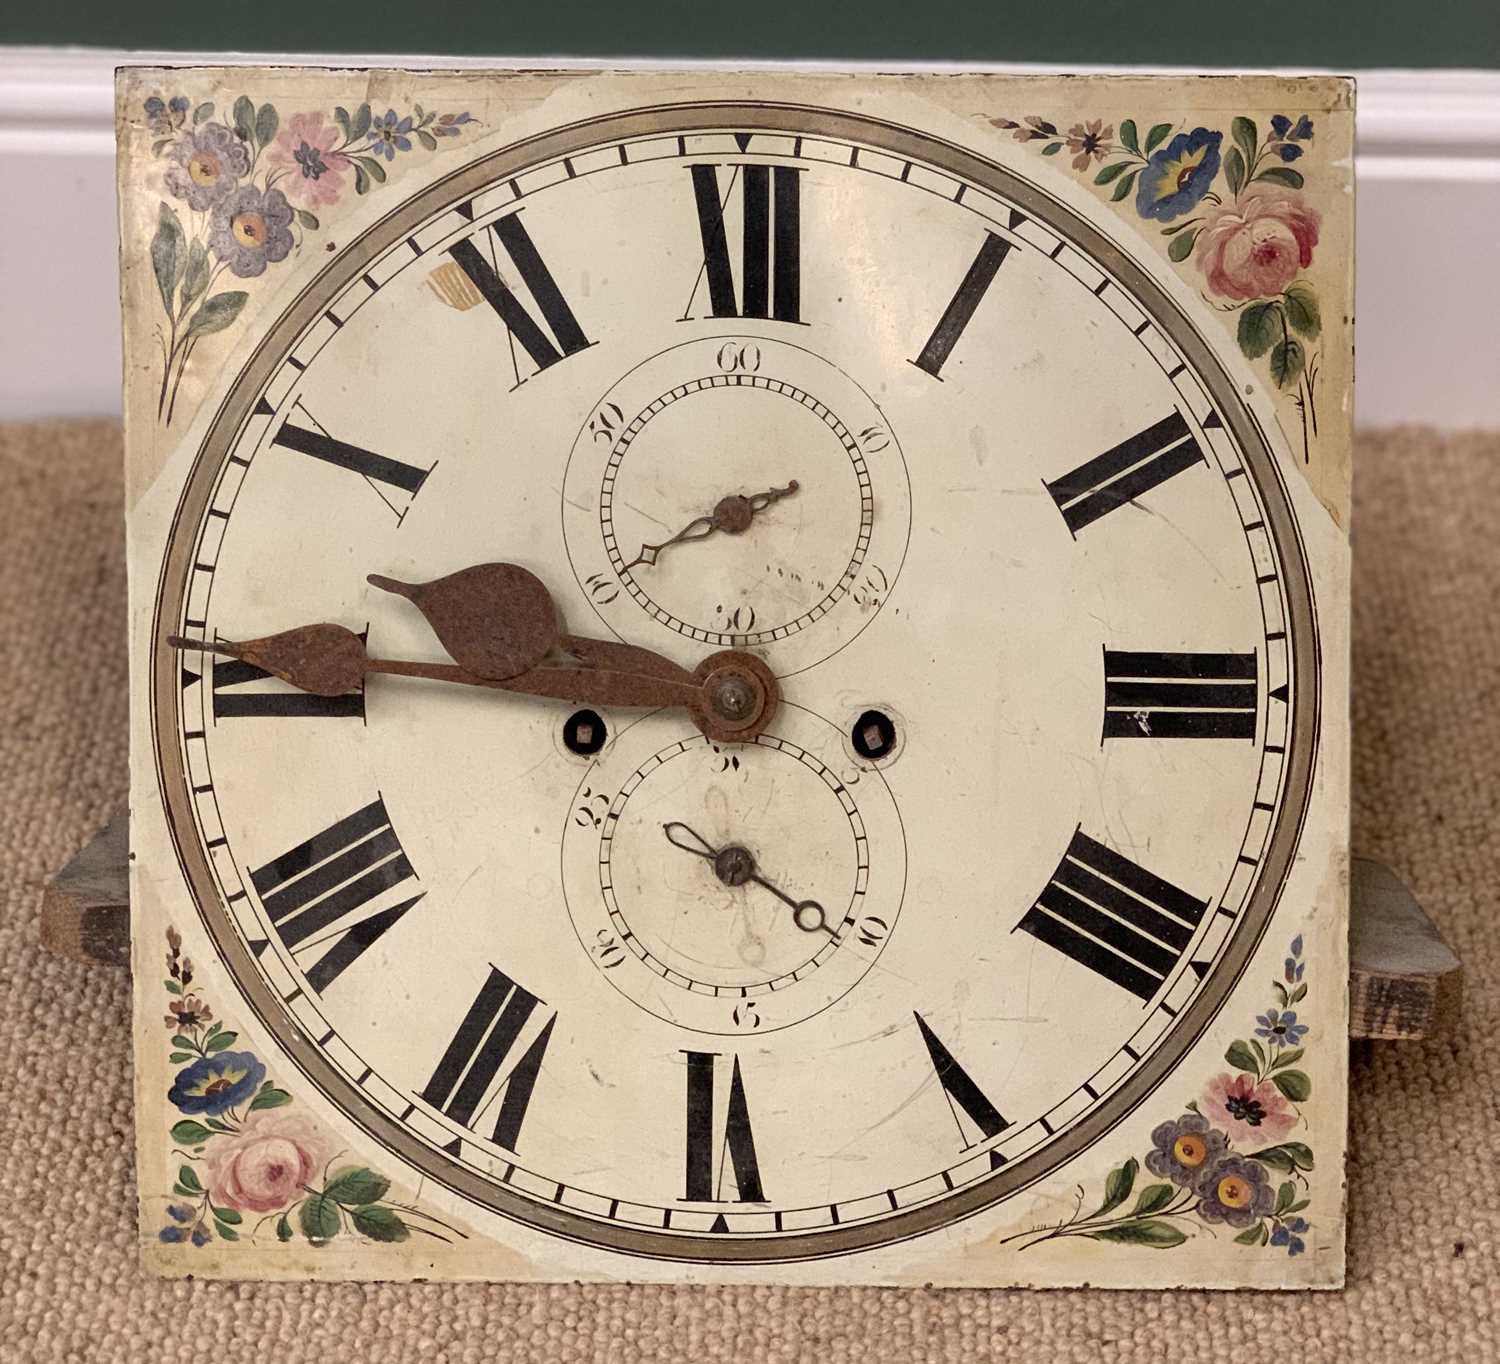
top-left (2, 421), bottom-right (1495, 1362)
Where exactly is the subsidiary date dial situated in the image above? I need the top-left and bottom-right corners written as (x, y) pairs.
top-left (561, 704), bottom-right (907, 1034)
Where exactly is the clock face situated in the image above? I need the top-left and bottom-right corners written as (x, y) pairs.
top-left (151, 103), bottom-right (1317, 1262)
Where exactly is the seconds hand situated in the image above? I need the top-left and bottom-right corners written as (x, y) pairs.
top-left (661, 821), bottom-right (833, 935)
top-left (623, 481), bottom-right (800, 572)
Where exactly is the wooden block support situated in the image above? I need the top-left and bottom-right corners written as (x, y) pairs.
top-left (38, 813), bottom-right (1462, 1041)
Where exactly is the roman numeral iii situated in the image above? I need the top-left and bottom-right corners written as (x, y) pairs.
top-left (684, 164), bottom-right (803, 323)
top-left (1104, 650), bottom-right (1258, 740)
top-left (915, 1013), bottom-right (1010, 1159)
top-left (420, 966), bottom-right (557, 1152)
top-left (683, 1051), bottom-right (766, 1207)
top-left (1017, 830), bottom-right (1208, 1000)
top-left (1046, 411), bottom-right (1205, 533)
top-left (248, 797), bottom-right (422, 993)
top-left (448, 212), bottom-right (592, 379)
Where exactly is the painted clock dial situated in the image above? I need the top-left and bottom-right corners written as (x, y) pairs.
top-left (152, 103), bottom-right (1317, 1262)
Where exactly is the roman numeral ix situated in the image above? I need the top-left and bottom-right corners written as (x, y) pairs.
top-left (683, 1050), bottom-right (765, 1210)
top-left (185, 639), bottom-right (366, 720)
top-left (420, 966), bottom-right (557, 1153)
top-left (684, 163), bottom-right (803, 323)
top-left (1046, 410), bottom-right (1205, 534)
top-left (1017, 830), bottom-right (1209, 1001)
top-left (1104, 650), bottom-right (1258, 740)
top-left (248, 797), bottom-right (422, 994)
top-left (448, 212), bottom-right (592, 382)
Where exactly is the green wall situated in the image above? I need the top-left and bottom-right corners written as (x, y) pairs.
top-left (5, 0), bottom-right (1498, 68)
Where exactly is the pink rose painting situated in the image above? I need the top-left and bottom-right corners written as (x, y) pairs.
top-left (204, 1112), bottom-right (326, 1212)
top-left (1201, 1071), bottom-right (1299, 1147)
top-left (1193, 188), bottom-right (1321, 301)
top-left (265, 111), bottom-right (349, 208)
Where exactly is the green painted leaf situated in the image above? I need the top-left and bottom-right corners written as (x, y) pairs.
top-left (1088, 1220), bottom-right (1188, 1248)
top-left (1093, 161), bottom-right (1131, 185)
top-left (300, 1193), bottom-right (340, 1243)
top-left (1145, 122), bottom-right (1172, 154)
top-left (164, 978), bottom-right (183, 995)
top-left (205, 1021), bottom-right (222, 1038)
top-left (1256, 165), bottom-right (1304, 189)
top-left (184, 291), bottom-right (249, 340)
top-left (178, 240), bottom-right (211, 310)
top-left (417, 129), bottom-right (438, 152)
top-left (212, 1205), bottom-right (243, 1225)
top-left (1273, 980), bottom-right (1289, 1006)
top-left (334, 106), bottom-right (352, 140)
top-left (255, 103), bottom-right (279, 150)
top-left (295, 208), bottom-right (320, 231)
top-left (1283, 282), bottom-right (1321, 338)
top-left (171, 1183), bottom-right (196, 1198)
top-left (324, 1167), bottom-right (391, 1207)
top-left (170, 1120), bottom-right (211, 1145)
top-left (357, 155), bottom-right (387, 184)
top-left (1167, 228), bottom-right (1198, 263)
top-left (1286, 1199), bottom-right (1311, 1215)
top-left (1232, 116), bottom-right (1258, 171)
top-left (1041, 142), bottom-right (1063, 156)
top-left (151, 202), bottom-right (184, 314)
top-left (171, 1034), bottom-right (196, 1050)
top-left (1283, 1141), bottom-right (1315, 1169)
top-left (1249, 1141), bottom-right (1315, 1173)
top-left (1118, 119), bottom-right (1140, 155)
top-left (352, 103), bottom-right (373, 141)
top-left (1111, 169), bottom-right (1138, 203)
top-left (169, 1052), bottom-right (192, 1063)
top-left (1132, 1183), bottom-right (1176, 1217)
top-left (1234, 1222), bottom-right (1265, 1245)
top-left (1276, 1180), bottom-right (1297, 1215)
top-left (193, 101), bottom-right (214, 125)
top-left (249, 1085), bottom-right (293, 1112)
top-left (1092, 1157), bottom-right (1138, 1218)
top-left (1224, 1039), bottom-right (1260, 1074)
top-left (351, 1205), bottom-right (410, 1242)
top-left (177, 1164), bottom-right (202, 1193)
top-left (1272, 1068), bottom-right (1312, 1101)
top-left (203, 1030), bottom-right (238, 1052)
top-left (1290, 982), bottom-right (1307, 1005)
top-left (353, 162), bottom-right (370, 195)
top-left (1269, 337), bottom-right (1306, 390)
top-left (276, 1213), bottom-right (294, 1242)
top-left (1237, 301), bottom-right (1279, 359)
top-left (1273, 1046), bottom-right (1306, 1071)
top-left (215, 1224), bottom-right (239, 1241)
top-left (1250, 1038), bottom-right (1267, 1067)
top-left (1224, 146), bottom-right (1246, 197)
top-left (232, 95), bottom-right (255, 143)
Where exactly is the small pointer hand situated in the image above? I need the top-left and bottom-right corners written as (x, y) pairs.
top-left (623, 481), bottom-right (799, 572)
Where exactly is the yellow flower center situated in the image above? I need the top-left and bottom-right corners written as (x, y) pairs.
top-left (188, 152), bottom-right (222, 186)
top-left (231, 211), bottom-right (267, 248)
top-left (1217, 1175), bottom-right (1253, 1209)
top-left (1172, 1134), bottom-right (1209, 1168)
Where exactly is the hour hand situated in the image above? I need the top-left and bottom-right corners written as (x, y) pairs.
top-left (623, 480), bottom-right (799, 571)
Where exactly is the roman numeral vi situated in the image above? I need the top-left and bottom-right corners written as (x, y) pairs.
top-left (683, 1050), bottom-right (766, 1207)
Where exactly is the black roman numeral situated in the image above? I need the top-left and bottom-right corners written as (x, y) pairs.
top-left (207, 649), bottom-right (365, 720)
top-left (1018, 830), bottom-right (1209, 1000)
top-left (683, 1051), bottom-right (765, 1207)
top-left (1104, 650), bottom-right (1258, 740)
top-left (911, 232), bottom-right (1014, 378)
top-left (248, 798), bottom-right (421, 993)
top-left (915, 1013), bottom-right (1010, 1157)
top-left (273, 419), bottom-right (431, 497)
top-left (684, 164), bottom-right (802, 323)
top-left (420, 966), bottom-right (557, 1152)
top-left (448, 213), bottom-right (591, 380)
top-left (1046, 411), bottom-right (1205, 534)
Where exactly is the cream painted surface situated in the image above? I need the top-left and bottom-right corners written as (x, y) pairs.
top-left (123, 68), bottom-right (1350, 1287)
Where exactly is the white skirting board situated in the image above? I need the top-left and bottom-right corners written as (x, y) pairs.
top-left (1, 49), bottom-right (1496, 427)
